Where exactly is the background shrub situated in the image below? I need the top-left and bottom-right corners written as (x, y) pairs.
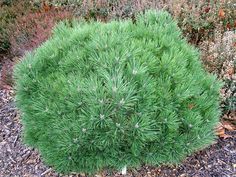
top-left (47, 0), bottom-right (235, 43)
top-left (0, 0), bottom-right (72, 55)
top-left (165, 0), bottom-right (236, 44)
top-left (0, 0), bottom-right (37, 53)
top-left (48, 0), bottom-right (161, 20)
top-left (9, 8), bottom-right (73, 56)
top-left (14, 10), bottom-right (222, 174)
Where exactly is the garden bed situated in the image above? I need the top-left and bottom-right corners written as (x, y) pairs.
top-left (0, 0), bottom-right (235, 176)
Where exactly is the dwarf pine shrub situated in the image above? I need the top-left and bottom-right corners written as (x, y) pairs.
top-left (14, 10), bottom-right (222, 174)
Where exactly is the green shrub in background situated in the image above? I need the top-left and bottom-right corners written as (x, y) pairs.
top-left (14, 10), bottom-right (222, 174)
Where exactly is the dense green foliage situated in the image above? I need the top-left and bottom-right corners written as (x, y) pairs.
top-left (14, 10), bottom-right (222, 174)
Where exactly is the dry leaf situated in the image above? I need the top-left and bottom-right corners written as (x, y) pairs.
top-left (205, 7), bottom-right (210, 13)
top-left (227, 67), bottom-right (234, 75)
top-left (42, 2), bottom-right (50, 12)
top-left (222, 134), bottom-right (232, 139)
top-left (188, 104), bottom-right (195, 110)
top-left (223, 113), bottom-right (236, 121)
top-left (229, 112), bottom-right (236, 120)
top-left (226, 23), bottom-right (231, 30)
top-left (215, 123), bottom-right (233, 139)
top-left (95, 175), bottom-right (103, 177)
top-left (219, 9), bottom-right (225, 18)
top-left (222, 121), bottom-right (236, 131)
top-left (215, 123), bottom-right (225, 136)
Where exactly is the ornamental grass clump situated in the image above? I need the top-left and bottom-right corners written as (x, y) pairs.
top-left (14, 10), bottom-right (222, 174)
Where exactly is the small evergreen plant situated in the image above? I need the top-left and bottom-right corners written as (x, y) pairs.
top-left (14, 10), bottom-right (222, 174)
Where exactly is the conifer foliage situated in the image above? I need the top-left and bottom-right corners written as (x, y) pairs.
top-left (14, 10), bottom-right (222, 174)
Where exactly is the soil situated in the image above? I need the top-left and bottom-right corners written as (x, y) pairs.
top-left (0, 88), bottom-right (236, 177)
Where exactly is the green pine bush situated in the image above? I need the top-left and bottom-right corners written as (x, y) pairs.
top-left (14, 10), bottom-right (222, 174)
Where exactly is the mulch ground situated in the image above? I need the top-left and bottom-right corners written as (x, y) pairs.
top-left (0, 88), bottom-right (236, 177)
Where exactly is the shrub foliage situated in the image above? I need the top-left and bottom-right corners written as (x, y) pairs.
top-left (14, 11), bottom-right (222, 174)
